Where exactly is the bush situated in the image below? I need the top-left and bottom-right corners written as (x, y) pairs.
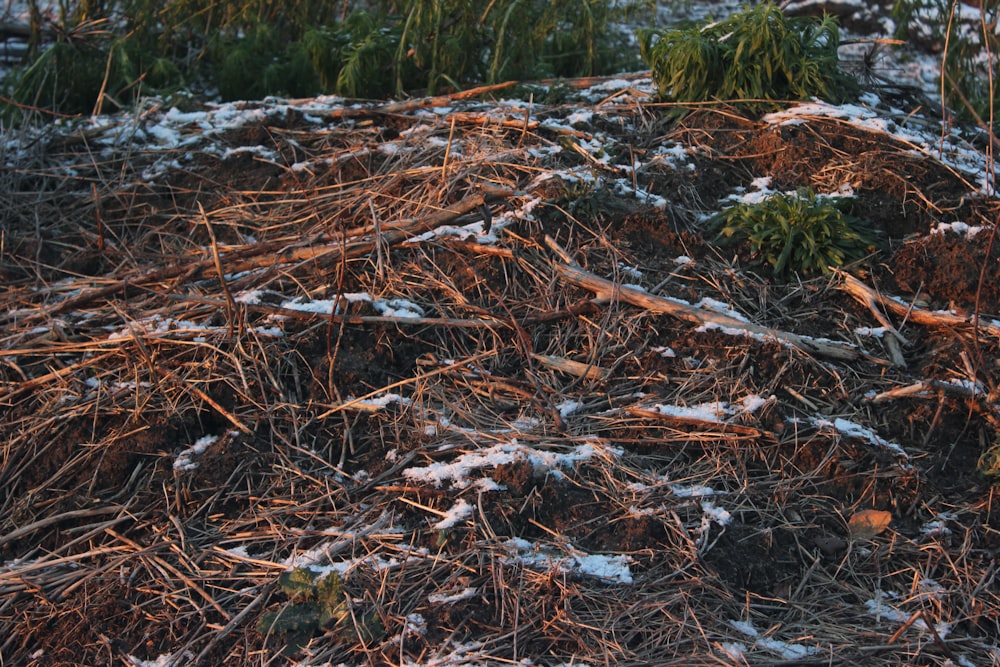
top-left (210, 24), bottom-right (318, 101)
top-left (713, 188), bottom-right (879, 278)
top-left (3, 0), bottom-right (652, 113)
top-left (6, 26), bottom-right (183, 116)
top-left (640, 2), bottom-right (858, 110)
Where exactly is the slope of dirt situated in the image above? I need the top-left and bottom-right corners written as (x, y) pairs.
top-left (1, 74), bottom-right (999, 666)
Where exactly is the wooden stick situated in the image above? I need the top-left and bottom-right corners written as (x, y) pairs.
top-left (531, 353), bottom-right (609, 380)
top-left (545, 238), bottom-right (862, 362)
top-left (838, 271), bottom-right (1000, 338)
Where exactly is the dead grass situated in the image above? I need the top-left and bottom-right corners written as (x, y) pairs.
top-left (1, 78), bottom-right (999, 666)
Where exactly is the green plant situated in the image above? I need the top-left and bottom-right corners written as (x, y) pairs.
top-left (210, 23), bottom-right (318, 100)
top-left (258, 567), bottom-right (383, 655)
top-left (639, 2), bottom-right (858, 111)
top-left (5, 23), bottom-right (183, 116)
top-left (713, 188), bottom-right (878, 278)
top-left (330, 12), bottom-right (404, 99)
top-left (4, 0), bottom-right (651, 115)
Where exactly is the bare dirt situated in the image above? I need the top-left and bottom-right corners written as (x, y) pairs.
top-left (1, 72), bottom-right (999, 666)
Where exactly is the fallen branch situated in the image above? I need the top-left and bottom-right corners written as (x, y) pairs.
top-left (172, 295), bottom-right (510, 330)
top-left (531, 353), bottom-right (609, 380)
top-left (870, 378), bottom-right (995, 404)
top-left (325, 81), bottom-right (520, 119)
top-left (838, 271), bottom-right (1000, 338)
top-left (546, 238), bottom-right (863, 362)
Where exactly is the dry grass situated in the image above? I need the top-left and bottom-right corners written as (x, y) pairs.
top-left (1, 78), bottom-right (999, 666)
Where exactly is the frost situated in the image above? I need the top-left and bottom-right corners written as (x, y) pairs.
top-left (403, 440), bottom-right (611, 489)
top-left (701, 501), bottom-right (732, 526)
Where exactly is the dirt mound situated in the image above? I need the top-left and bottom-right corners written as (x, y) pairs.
top-left (1, 79), bottom-right (998, 665)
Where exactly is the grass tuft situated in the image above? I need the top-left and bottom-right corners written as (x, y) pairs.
top-left (713, 188), bottom-right (879, 278)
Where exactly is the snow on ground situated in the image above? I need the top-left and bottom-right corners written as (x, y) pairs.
top-left (402, 439), bottom-right (617, 489)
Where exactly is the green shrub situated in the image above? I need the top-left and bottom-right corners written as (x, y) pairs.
top-left (640, 2), bottom-right (858, 110)
top-left (4, 0), bottom-right (652, 113)
top-left (713, 188), bottom-right (878, 278)
top-left (210, 24), bottom-right (318, 100)
top-left (330, 12), bottom-right (404, 99)
top-left (7, 0), bottom-right (653, 113)
top-left (6, 28), bottom-right (183, 116)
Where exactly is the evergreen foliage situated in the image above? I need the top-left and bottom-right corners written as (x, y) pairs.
top-left (713, 189), bottom-right (879, 278)
top-left (7, 21), bottom-right (184, 116)
top-left (3, 0), bottom-right (651, 114)
top-left (640, 2), bottom-right (858, 110)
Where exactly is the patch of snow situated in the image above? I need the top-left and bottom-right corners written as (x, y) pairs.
top-left (403, 439), bottom-right (613, 489)
top-left (855, 326), bottom-right (888, 337)
top-left (432, 499), bottom-right (473, 530)
top-left (696, 297), bottom-right (749, 321)
top-left (618, 262), bottom-right (643, 279)
top-left (400, 640), bottom-right (485, 667)
top-left (727, 619), bottom-right (816, 659)
top-left (756, 637), bottom-right (818, 660)
top-left (611, 178), bottom-right (668, 207)
top-left (932, 221), bottom-right (985, 237)
top-left (566, 110), bottom-right (594, 126)
top-left (502, 537), bottom-right (634, 584)
top-left (556, 399), bottom-right (583, 417)
top-left (648, 395), bottom-right (768, 423)
top-left (403, 613), bottom-right (427, 637)
top-left (671, 484), bottom-right (721, 498)
top-left (701, 501), bottom-right (732, 526)
top-left (286, 546), bottom-right (426, 573)
top-left (718, 642), bottom-right (747, 661)
top-left (729, 619), bottom-right (758, 637)
top-left (812, 417), bottom-right (909, 458)
top-left (649, 401), bottom-right (728, 421)
top-left (920, 513), bottom-right (956, 538)
top-left (354, 393), bottom-right (411, 409)
top-left (864, 592), bottom-right (953, 638)
top-left (127, 654), bottom-right (189, 667)
top-left (173, 434), bottom-right (219, 471)
top-left (107, 315), bottom-right (213, 340)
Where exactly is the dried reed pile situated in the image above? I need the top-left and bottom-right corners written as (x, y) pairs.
top-left (1, 78), bottom-right (998, 665)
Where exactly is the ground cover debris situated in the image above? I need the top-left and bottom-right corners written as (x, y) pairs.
top-left (2, 3), bottom-right (1000, 666)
